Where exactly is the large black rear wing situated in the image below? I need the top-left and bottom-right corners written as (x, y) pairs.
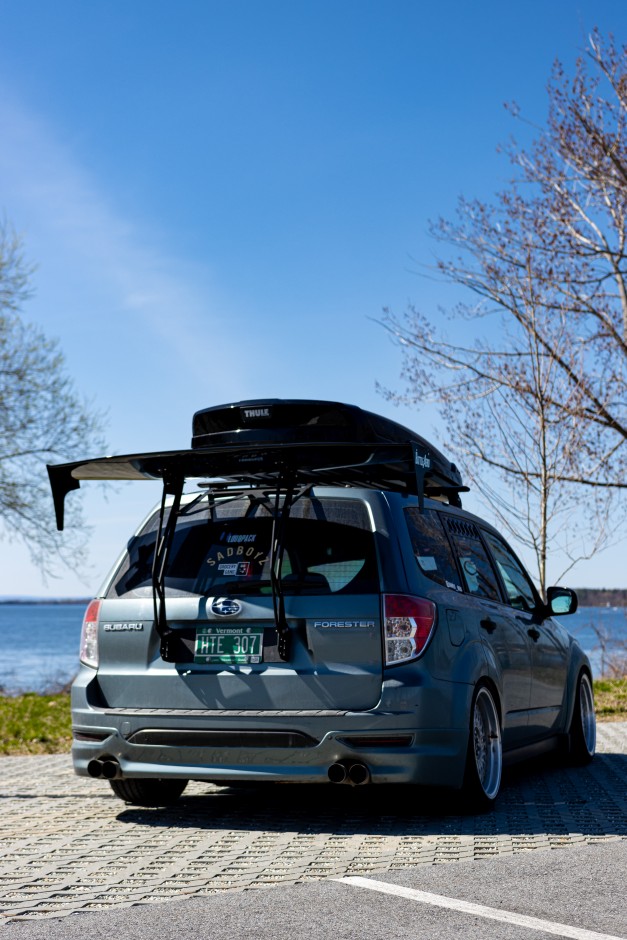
top-left (47, 398), bottom-right (467, 530)
top-left (48, 399), bottom-right (467, 662)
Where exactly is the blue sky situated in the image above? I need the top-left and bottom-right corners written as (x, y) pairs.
top-left (1, 0), bottom-right (625, 596)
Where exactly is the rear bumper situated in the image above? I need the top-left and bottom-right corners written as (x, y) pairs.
top-left (71, 672), bottom-right (472, 790)
top-left (71, 728), bottom-right (468, 788)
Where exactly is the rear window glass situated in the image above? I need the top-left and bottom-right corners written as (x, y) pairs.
top-left (404, 508), bottom-right (462, 592)
top-left (109, 494), bottom-right (379, 598)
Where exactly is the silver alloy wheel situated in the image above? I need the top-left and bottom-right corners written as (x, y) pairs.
top-left (472, 687), bottom-right (502, 801)
top-left (579, 673), bottom-right (596, 757)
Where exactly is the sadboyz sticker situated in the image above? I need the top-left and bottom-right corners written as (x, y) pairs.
top-left (205, 532), bottom-right (268, 577)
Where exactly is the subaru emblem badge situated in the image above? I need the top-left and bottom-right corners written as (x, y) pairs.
top-left (211, 597), bottom-right (242, 617)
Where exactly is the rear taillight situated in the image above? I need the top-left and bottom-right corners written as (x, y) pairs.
top-left (383, 594), bottom-right (436, 665)
top-left (80, 599), bottom-right (101, 668)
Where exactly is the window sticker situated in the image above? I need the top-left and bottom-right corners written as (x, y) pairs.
top-left (417, 555), bottom-right (438, 571)
top-left (205, 544), bottom-right (267, 569)
top-left (221, 532), bottom-right (257, 544)
top-left (217, 562), bottom-right (252, 577)
top-left (461, 557), bottom-right (480, 592)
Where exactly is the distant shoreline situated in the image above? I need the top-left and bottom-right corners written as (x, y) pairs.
top-left (1, 589), bottom-right (626, 607)
top-left (571, 589), bottom-right (627, 608)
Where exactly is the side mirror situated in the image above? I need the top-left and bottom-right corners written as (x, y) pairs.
top-left (546, 586), bottom-right (578, 616)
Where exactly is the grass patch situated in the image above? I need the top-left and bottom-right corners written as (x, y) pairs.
top-left (593, 677), bottom-right (627, 722)
top-left (0, 692), bottom-right (72, 755)
top-left (0, 680), bottom-right (625, 756)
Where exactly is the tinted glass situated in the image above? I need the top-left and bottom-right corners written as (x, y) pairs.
top-left (109, 494), bottom-right (378, 598)
top-left (404, 508), bottom-right (462, 592)
top-left (442, 516), bottom-right (501, 601)
top-left (482, 531), bottom-right (538, 612)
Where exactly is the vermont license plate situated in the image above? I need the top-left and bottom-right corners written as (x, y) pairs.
top-left (194, 625), bottom-right (264, 664)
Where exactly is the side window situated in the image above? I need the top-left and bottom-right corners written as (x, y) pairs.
top-left (482, 531), bottom-right (538, 612)
top-left (404, 508), bottom-right (463, 592)
top-left (442, 516), bottom-right (502, 601)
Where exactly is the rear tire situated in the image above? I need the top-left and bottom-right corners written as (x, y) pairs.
top-left (461, 685), bottom-right (502, 812)
top-left (567, 672), bottom-right (596, 765)
top-left (108, 778), bottom-right (188, 806)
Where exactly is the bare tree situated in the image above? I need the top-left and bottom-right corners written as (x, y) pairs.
top-left (0, 223), bottom-right (106, 578)
top-left (586, 617), bottom-right (627, 677)
top-left (381, 30), bottom-right (627, 594)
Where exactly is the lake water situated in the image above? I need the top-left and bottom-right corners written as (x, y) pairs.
top-left (0, 603), bottom-right (626, 694)
top-left (0, 604), bottom-right (85, 694)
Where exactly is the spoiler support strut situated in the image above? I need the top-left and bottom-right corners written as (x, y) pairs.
top-left (270, 471), bottom-right (299, 662)
top-left (152, 472), bottom-right (184, 661)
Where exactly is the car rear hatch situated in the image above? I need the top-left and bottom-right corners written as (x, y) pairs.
top-left (96, 491), bottom-right (384, 711)
top-left (49, 399), bottom-right (468, 711)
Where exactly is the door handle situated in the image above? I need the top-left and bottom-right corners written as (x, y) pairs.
top-left (480, 617), bottom-right (497, 633)
top-left (527, 628), bottom-right (541, 642)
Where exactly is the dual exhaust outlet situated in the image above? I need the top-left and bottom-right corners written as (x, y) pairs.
top-left (87, 757), bottom-right (121, 780)
top-left (328, 760), bottom-right (370, 786)
top-left (88, 755), bottom-right (369, 785)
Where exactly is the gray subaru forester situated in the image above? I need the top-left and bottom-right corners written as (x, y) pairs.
top-left (48, 399), bottom-right (595, 811)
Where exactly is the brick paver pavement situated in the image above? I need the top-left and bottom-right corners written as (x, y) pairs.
top-left (1, 723), bottom-right (626, 923)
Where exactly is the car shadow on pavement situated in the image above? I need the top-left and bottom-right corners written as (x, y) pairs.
top-left (115, 751), bottom-right (627, 839)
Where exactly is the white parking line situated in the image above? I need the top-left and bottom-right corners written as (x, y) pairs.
top-left (336, 877), bottom-right (625, 940)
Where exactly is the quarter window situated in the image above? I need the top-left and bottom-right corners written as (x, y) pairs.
top-left (441, 516), bottom-right (502, 601)
top-left (404, 508), bottom-right (462, 592)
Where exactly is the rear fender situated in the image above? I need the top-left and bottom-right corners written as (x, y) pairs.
top-left (562, 648), bottom-right (594, 733)
top-left (426, 625), bottom-right (488, 686)
top-left (481, 638), bottom-right (502, 691)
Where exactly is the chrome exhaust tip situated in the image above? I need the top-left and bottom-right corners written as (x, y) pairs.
top-left (87, 759), bottom-right (104, 778)
top-left (87, 757), bottom-right (121, 779)
top-left (101, 759), bottom-right (121, 780)
top-left (328, 762), bottom-right (348, 784)
top-left (347, 762), bottom-right (371, 786)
